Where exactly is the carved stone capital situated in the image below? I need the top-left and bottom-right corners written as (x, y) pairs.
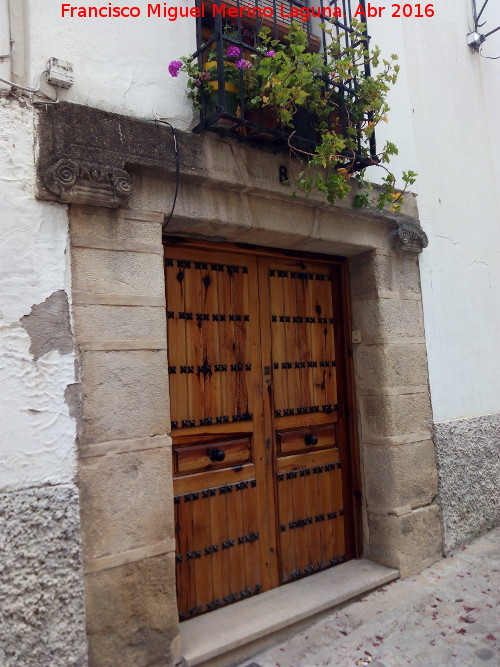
top-left (45, 158), bottom-right (132, 208)
top-left (391, 219), bottom-right (429, 254)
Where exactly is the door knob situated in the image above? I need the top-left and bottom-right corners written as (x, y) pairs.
top-left (208, 448), bottom-right (226, 462)
top-left (304, 433), bottom-right (318, 446)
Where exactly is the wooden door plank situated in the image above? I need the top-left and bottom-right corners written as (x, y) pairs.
top-left (304, 274), bottom-right (321, 415)
top-left (184, 261), bottom-right (204, 427)
top-left (217, 265), bottom-right (235, 423)
top-left (200, 264), bottom-right (219, 425)
top-left (316, 456), bottom-right (332, 567)
top-left (175, 496), bottom-right (195, 618)
top-left (283, 272), bottom-right (299, 418)
top-left (231, 267), bottom-right (249, 418)
top-left (226, 483), bottom-right (247, 602)
top-left (315, 271), bottom-right (338, 416)
top-left (174, 464), bottom-right (255, 495)
top-left (268, 269), bottom-right (288, 418)
top-left (276, 447), bottom-right (340, 471)
top-left (276, 472), bottom-right (296, 583)
top-left (209, 488), bottom-right (231, 608)
top-left (192, 493), bottom-right (214, 615)
top-left (291, 472), bottom-right (308, 575)
top-left (295, 273), bottom-right (311, 413)
top-left (256, 257), bottom-right (281, 591)
top-left (304, 471), bottom-right (321, 571)
top-left (332, 466), bottom-right (346, 560)
top-left (165, 260), bottom-right (187, 426)
top-left (241, 483), bottom-right (262, 594)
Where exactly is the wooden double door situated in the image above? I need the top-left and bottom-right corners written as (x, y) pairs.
top-left (165, 240), bottom-right (356, 621)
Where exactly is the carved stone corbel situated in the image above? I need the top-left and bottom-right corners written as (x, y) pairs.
top-left (390, 218), bottom-right (429, 254)
top-left (45, 158), bottom-right (132, 208)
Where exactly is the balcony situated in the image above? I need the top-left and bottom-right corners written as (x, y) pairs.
top-left (191, 0), bottom-right (377, 172)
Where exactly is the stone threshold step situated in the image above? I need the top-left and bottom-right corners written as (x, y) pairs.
top-left (180, 559), bottom-right (399, 667)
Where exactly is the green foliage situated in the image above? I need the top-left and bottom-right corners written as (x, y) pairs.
top-left (246, 24), bottom-right (324, 126)
top-left (171, 19), bottom-right (416, 211)
top-left (281, 19), bottom-right (416, 210)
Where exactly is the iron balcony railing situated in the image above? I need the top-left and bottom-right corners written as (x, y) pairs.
top-left (192, 0), bottom-right (376, 169)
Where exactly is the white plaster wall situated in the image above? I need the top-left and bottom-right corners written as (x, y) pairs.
top-left (368, 0), bottom-right (500, 422)
top-left (0, 98), bottom-right (76, 492)
top-left (23, 0), bottom-right (196, 126)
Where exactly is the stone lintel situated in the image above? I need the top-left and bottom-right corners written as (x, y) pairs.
top-left (35, 101), bottom-right (426, 254)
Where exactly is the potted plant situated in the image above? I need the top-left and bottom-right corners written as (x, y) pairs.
top-left (168, 26), bottom-right (250, 124)
top-left (171, 20), bottom-right (416, 212)
top-left (290, 19), bottom-right (417, 210)
top-left (246, 24), bottom-right (324, 139)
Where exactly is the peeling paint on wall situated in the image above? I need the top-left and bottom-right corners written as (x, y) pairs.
top-left (0, 97), bottom-right (77, 492)
top-left (20, 290), bottom-right (73, 360)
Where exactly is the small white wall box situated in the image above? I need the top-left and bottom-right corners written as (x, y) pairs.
top-left (47, 58), bottom-right (74, 88)
top-left (467, 31), bottom-right (485, 50)
top-left (352, 330), bottom-right (362, 344)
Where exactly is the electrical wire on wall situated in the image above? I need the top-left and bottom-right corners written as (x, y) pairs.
top-left (154, 117), bottom-right (180, 235)
top-left (470, 0), bottom-right (500, 59)
top-left (0, 69), bottom-right (59, 103)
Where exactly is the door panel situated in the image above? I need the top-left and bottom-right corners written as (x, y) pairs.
top-left (278, 424), bottom-right (335, 456)
top-left (166, 246), bottom-right (276, 621)
top-left (165, 243), bottom-right (352, 621)
top-left (260, 257), bottom-right (345, 582)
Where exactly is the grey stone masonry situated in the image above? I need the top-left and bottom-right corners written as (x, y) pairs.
top-left (435, 412), bottom-right (500, 553)
top-left (0, 484), bottom-right (88, 667)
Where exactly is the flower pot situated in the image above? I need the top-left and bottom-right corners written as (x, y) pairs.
top-left (203, 62), bottom-right (239, 127)
top-left (245, 107), bottom-right (278, 128)
top-left (242, 106), bottom-right (279, 141)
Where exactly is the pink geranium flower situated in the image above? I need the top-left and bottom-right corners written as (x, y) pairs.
top-left (235, 59), bottom-right (252, 70)
top-left (226, 45), bottom-right (241, 59)
top-left (168, 60), bottom-right (183, 77)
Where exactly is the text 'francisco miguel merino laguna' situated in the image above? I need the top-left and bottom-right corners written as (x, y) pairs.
top-left (61, 2), bottom-right (353, 20)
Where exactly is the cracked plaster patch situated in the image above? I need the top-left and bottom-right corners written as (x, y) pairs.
top-left (20, 290), bottom-right (73, 360)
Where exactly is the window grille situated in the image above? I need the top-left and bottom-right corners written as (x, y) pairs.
top-left (192, 0), bottom-right (376, 169)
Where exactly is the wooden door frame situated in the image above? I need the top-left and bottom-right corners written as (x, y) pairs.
top-left (164, 236), bottom-right (362, 562)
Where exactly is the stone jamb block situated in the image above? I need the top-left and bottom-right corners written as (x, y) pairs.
top-left (367, 504), bottom-right (443, 576)
top-left (72, 304), bottom-right (168, 344)
top-left (84, 553), bottom-right (180, 667)
top-left (80, 350), bottom-right (170, 441)
top-left (362, 440), bottom-right (439, 512)
top-left (349, 249), bottom-right (422, 298)
top-left (353, 342), bottom-right (430, 390)
top-left (71, 247), bottom-right (165, 298)
top-left (78, 447), bottom-right (174, 563)
top-left (351, 297), bottom-right (425, 340)
top-left (359, 392), bottom-right (433, 440)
